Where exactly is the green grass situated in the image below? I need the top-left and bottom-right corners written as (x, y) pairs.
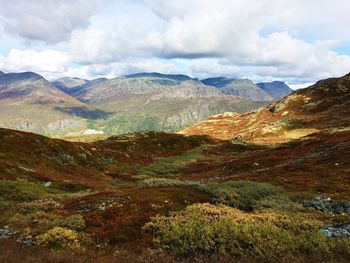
top-left (136, 145), bottom-right (210, 178)
top-left (0, 178), bottom-right (58, 201)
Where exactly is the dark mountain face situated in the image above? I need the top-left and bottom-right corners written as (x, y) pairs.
top-left (256, 81), bottom-right (293, 99)
top-left (201, 77), bottom-right (236, 87)
top-left (0, 71), bottom-right (4, 75)
top-left (0, 71), bottom-right (43, 84)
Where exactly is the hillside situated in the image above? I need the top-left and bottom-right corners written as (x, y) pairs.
top-left (0, 115), bottom-right (349, 261)
top-left (181, 73), bottom-right (350, 143)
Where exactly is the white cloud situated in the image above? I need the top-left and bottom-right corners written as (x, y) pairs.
top-left (0, 0), bottom-right (349, 84)
top-left (69, 25), bottom-right (143, 65)
top-left (0, 0), bottom-right (101, 43)
top-left (0, 49), bottom-right (70, 73)
top-left (143, 0), bottom-right (350, 82)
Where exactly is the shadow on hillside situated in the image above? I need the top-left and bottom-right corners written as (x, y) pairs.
top-left (54, 106), bottom-right (114, 120)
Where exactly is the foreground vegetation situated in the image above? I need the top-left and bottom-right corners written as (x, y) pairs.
top-left (1, 128), bottom-right (350, 262)
top-left (144, 203), bottom-right (350, 260)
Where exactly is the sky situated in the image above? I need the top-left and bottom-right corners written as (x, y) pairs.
top-left (0, 0), bottom-right (349, 88)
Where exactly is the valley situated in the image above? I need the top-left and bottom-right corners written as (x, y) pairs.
top-left (0, 73), bottom-right (349, 262)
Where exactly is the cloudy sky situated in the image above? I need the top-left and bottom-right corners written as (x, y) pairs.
top-left (0, 0), bottom-right (349, 87)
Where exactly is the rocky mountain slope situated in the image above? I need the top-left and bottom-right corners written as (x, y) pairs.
top-left (182, 73), bottom-right (350, 143)
top-left (257, 81), bottom-right (293, 99)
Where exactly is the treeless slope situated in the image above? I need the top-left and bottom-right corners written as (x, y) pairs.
top-left (181, 73), bottom-right (350, 143)
top-left (0, 128), bottom-right (211, 188)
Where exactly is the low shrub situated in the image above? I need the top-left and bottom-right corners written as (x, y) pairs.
top-left (140, 178), bottom-right (203, 188)
top-left (143, 203), bottom-right (350, 260)
top-left (205, 180), bottom-right (283, 211)
top-left (0, 197), bottom-right (10, 210)
top-left (11, 211), bottom-right (85, 234)
top-left (36, 227), bottom-right (81, 249)
top-left (256, 195), bottom-right (303, 212)
top-left (59, 214), bottom-right (86, 231)
top-left (19, 198), bottom-right (63, 213)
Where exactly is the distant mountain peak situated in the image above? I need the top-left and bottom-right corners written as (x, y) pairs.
top-left (256, 81), bottom-right (293, 100)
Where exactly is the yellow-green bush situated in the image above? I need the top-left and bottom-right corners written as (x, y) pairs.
top-left (36, 227), bottom-right (81, 249)
top-left (19, 198), bottom-right (63, 213)
top-left (140, 178), bottom-right (202, 188)
top-left (59, 214), bottom-right (85, 231)
top-left (143, 203), bottom-right (350, 260)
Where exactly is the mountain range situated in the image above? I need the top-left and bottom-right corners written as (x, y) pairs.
top-left (0, 71), bottom-right (292, 137)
